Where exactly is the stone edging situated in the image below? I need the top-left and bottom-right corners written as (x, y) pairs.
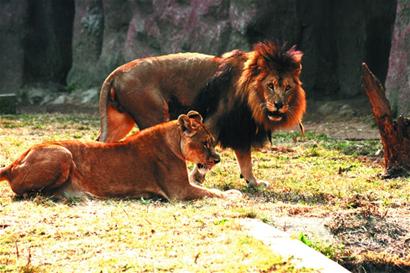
top-left (240, 218), bottom-right (351, 273)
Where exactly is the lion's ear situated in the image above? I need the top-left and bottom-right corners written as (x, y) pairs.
top-left (288, 47), bottom-right (303, 64)
top-left (178, 114), bottom-right (197, 137)
top-left (292, 51), bottom-right (303, 64)
top-left (187, 110), bottom-right (203, 123)
top-left (288, 48), bottom-right (303, 76)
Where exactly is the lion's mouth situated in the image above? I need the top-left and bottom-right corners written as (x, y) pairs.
top-left (266, 110), bottom-right (284, 121)
top-left (197, 162), bottom-right (215, 174)
top-left (197, 163), bottom-right (210, 174)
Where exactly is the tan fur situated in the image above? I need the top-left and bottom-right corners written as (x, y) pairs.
top-left (0, 112), bottom-right (241, 201)
top-left (97, 42), bottom-right (306, 187)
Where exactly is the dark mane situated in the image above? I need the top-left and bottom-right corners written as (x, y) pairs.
top-left (215, 99), bottom-right (271, 150)
top-left (192, 52), bottom-right (272, 150)
top-left (192, 62), bottom-right (233, 119)
top-left (253, 41), bottom-right (300, 74)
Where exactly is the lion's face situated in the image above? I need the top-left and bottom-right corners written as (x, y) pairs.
top-left (259, 73), bottom-right (298, 122)
top-left (178, 111), bottom-right (220, 171)
top-left (242, 42), bottom-right (306, 130)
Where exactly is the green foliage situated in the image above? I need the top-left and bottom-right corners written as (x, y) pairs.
top-left (296, 233), bottom-right (346, 262)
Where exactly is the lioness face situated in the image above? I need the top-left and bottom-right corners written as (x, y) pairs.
top-left (178, 111), bottom-right (220, 171)
top-left (261, 73), bottom-right (297, 122)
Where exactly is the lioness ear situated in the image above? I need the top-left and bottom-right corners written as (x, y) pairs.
top-left (187, 110), bottom-right (203, 123)
top-left (178, 114), bottom-right (197, 137)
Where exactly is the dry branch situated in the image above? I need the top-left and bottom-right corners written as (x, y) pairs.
top-left (362, 63), bottom-right (410, 177)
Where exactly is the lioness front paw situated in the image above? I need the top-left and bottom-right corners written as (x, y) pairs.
top-left (222, 189), bottom-right (242, 199)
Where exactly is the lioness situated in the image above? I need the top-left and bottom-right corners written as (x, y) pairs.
top-left (0, 111), bottom-right (240, 200)
top-left (98, 41), bottom-right (306, 187)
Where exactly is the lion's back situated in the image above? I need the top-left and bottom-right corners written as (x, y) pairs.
top-left (115, 52), bottom-right (218, 87)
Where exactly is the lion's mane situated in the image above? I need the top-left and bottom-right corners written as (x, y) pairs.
top-left (193, 41), bottom-right (306, 151)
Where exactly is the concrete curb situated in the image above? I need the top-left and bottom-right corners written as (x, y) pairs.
top-left (240, 218), bottom-right (350, 273)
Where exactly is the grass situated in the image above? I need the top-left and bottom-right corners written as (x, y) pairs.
top-left (0, 198), bottom-right (304, 273)
top-left (0, 113), bottom-right (409, 272)
top-left (295, 232), bottom-right (345, 262)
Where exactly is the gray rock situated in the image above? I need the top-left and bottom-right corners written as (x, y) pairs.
top-left (318, 102), bottom-right (335, 116)
top-left (50, 95), bottom-right (67, 105)
top-left (385, 0), bottom-right (410, 116)
top-left (0, 1), bottom-right (28, 94)
top-left (0, 0), bottom-right (400, 103)
top-left (339, 104), bottom-right (356, 117)
top-left (80, 88), bottom-right (99, 104)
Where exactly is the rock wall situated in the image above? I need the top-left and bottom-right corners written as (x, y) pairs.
top-left (385, 0), bottom-right (410, 116)
top-left (0, 0), bottom-right (398, 101)
top-left (0, 1), bottom-right (29, 94)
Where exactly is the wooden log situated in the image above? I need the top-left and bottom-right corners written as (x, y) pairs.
top-left (362, 63), bottom-right (410, 177)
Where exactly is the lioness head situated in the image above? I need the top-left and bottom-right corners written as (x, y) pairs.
top-left (178, 111), bottom-right (220, 172)
top-left (241, 41), bottom-right (306, 130)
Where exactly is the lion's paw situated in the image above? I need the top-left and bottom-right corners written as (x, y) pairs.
top-left (247, 179), bottom-right (270, 189)
top-left (223, 189), bottom-right (243, 199)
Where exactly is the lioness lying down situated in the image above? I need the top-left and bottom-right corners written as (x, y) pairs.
top-left (0, 111), bottom-right (241, 201)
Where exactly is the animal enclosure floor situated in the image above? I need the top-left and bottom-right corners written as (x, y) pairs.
top-left (0, 105), bottom-right (409, 272)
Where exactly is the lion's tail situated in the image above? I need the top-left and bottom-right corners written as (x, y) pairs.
top-left (97, 73), bottom-right (115, 142)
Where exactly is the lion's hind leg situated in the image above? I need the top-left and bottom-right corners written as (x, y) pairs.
top-left (99, 103), bottom-right (136, 142)
top-left (6, 145), bottom-right (74, 196)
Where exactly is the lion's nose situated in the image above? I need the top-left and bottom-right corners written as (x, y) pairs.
top-left (274, 101), bottom-right (283, 109)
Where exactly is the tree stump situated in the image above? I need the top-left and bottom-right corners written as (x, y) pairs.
top-left (362, 63), bottom-right (410, 177)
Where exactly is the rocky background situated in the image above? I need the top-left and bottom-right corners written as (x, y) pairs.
top-left (1, 0), bottom-right (409, 116)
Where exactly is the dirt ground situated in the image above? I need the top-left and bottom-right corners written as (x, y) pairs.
top-left (276, 98), bottom-right (409, 272)
top-left (15, 98), bottom-right (410, 272)
top-left (304, 97), bottom-right (380, 140)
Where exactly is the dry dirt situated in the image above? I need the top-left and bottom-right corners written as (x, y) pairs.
top-left (14, 98), bottom-right (410, 272)
top-left (275, 98), bottom-right (410, 273)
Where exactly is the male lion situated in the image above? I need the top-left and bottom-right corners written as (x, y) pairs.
top-left (98, 41), bottom-right (306, 187)
top-left (0, 111), bottom-right (240, 200)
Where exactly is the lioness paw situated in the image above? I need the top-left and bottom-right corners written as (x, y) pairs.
top-left (222, 189), bottom-right (242, 199)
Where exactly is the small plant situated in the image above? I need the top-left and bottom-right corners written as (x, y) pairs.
top-left (295, 233), bottom-right (346, 261)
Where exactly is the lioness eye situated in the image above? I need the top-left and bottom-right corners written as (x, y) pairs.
top-left (267, 83), bottom-right (274, 91)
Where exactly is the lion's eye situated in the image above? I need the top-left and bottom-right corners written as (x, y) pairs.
top-left (285, 85), bottom-right (291, 92)
top-left (267, 83), bottom-right (274, 91)
top-left (202, 142), bottom-right (209, 148)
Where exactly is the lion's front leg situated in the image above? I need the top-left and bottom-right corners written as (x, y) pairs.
top-left (234, 149), bottom-right (269, 188)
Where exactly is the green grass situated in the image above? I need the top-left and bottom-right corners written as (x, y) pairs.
top-left (0, 113), bottom-right (409, 272)
top-left (295, 233), bottom-right (345, 262)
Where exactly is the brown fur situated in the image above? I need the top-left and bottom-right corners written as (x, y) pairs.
top-left (97, 41), bottom-right (306, 186)
top-left (0, 112), bottom-right (241, 200)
